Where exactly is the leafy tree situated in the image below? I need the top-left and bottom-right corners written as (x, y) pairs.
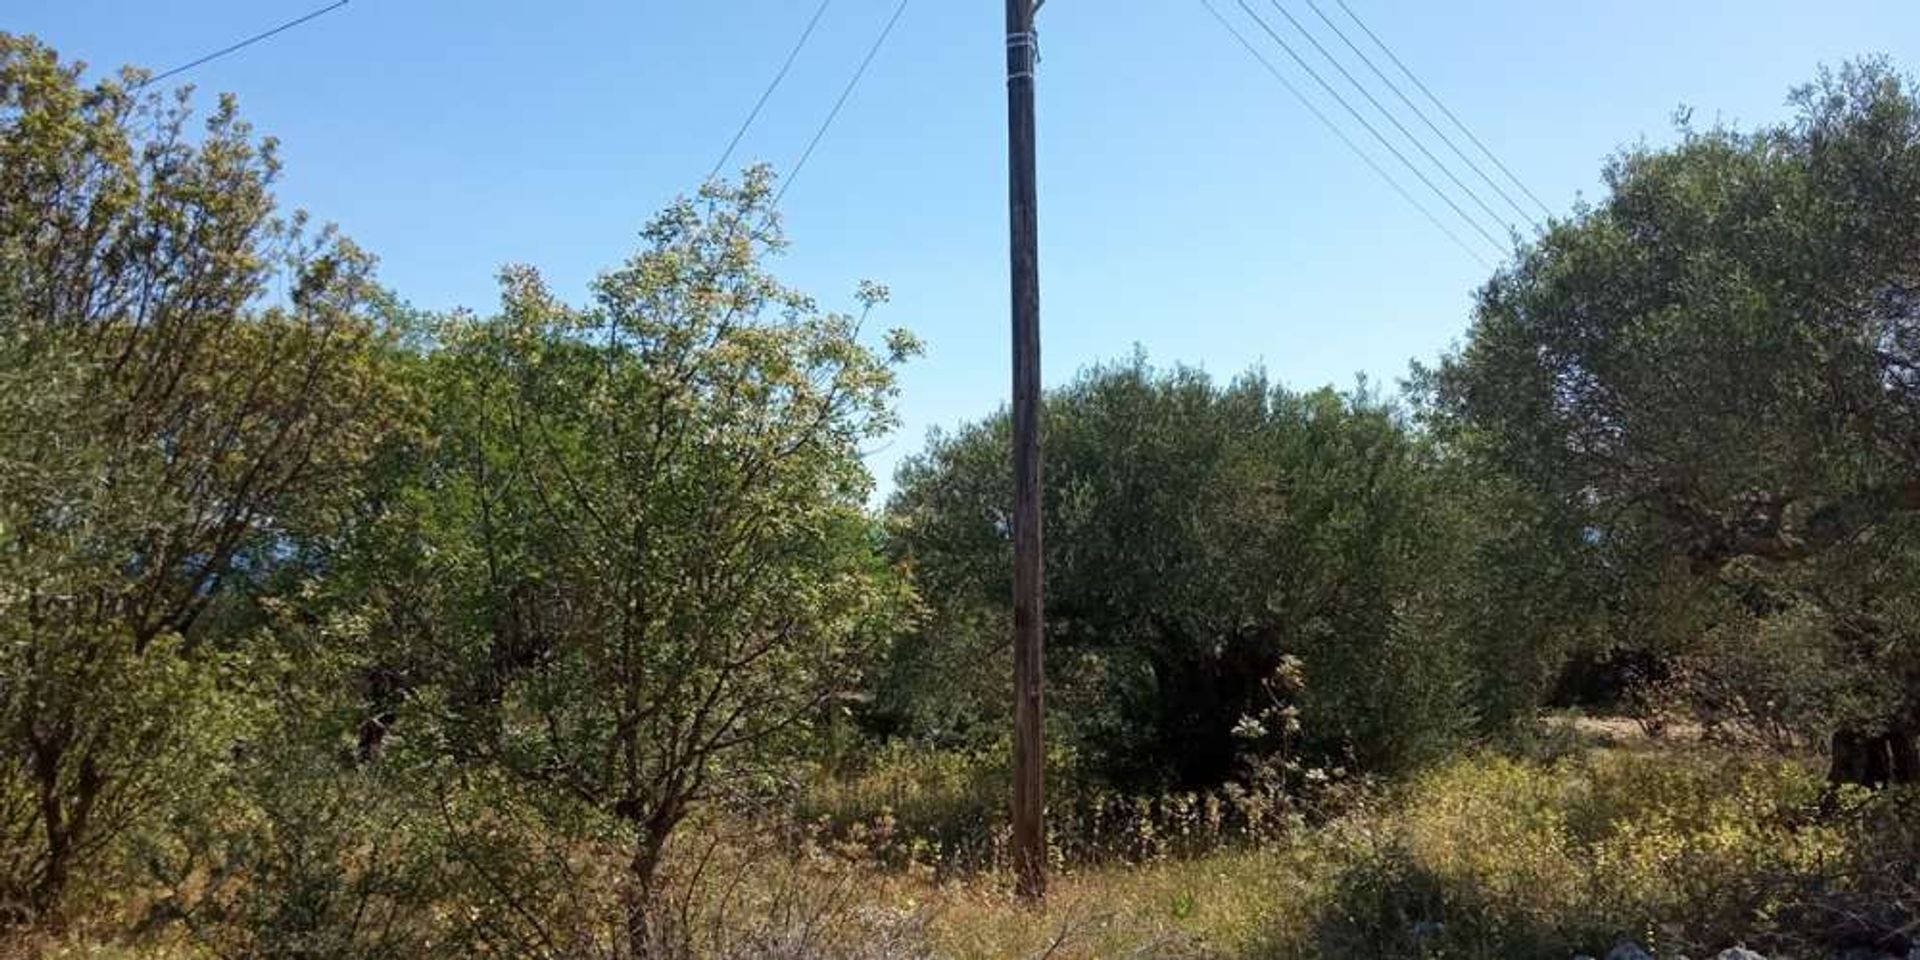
top-left (1428, 60), bottom-right (1920, 786)
top-left (1405, 415), bottom-right (1609, 738)
top-left (0, 35), bottom-right (395, 921)
top-left (885, 358), bottom-right (1486, 790)
top-left (360, 169), bottom-right (918, 955)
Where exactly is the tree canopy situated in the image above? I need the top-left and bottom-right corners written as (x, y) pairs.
top-left (0, 33), bottom-right (397, 920)
top-left (1429, 59), bottom-right (1920, 783)
top-left (885, 359), bottom-right (1517, 789)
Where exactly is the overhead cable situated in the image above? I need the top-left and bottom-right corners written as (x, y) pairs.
top-left (1198, 0), bottom-right (1495, 268)
top-left (708, 0), bottom-right (836, 183)
top-left (777, 0), bottom-right (913, 205)
top-left (139, 0), bottom-right (350, 90)
top-left (1332, 0), bottom-right (1554, 220)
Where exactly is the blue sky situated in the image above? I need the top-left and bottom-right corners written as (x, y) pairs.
top-left (13, 0), bottom-right (1920, 497)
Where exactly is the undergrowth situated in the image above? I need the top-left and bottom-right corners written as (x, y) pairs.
top-left (9, 742), bottom-right (1917, 959)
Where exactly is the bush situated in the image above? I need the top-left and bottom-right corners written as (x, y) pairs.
top-left (1670, 597), bottom-right (1886, 752)
top-left (788, 739), bottom-right (1361, 876)
top-left (884, 361), bottom-right (1493, 792)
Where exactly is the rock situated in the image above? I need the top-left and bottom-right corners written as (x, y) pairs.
top-left (1607, 942), bottom-right (1655, 960)
top-left (1715, 949), bottom-right (1765, 960)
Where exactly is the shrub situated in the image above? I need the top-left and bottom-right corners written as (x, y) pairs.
top-left (884, 362), bottom-right (1491, 792)
top-left (1299, 749), bottom-right (1873, 959)
top-left (787, 739), bottom-right (1360, 876)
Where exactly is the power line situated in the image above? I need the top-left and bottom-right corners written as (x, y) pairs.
top-left (1196, 0), bottom-right (1493, 270)
top-left (137, 0), bottom-right (349, 90)
top-left (1233, 0), bottom-right (1504, 253)
top-left (776, 0), bottom-right (912, 206)
top-left (1302, 0), bottom-right (1540, 231)
top-left (707, 0), bottom-right (835, 184)
top-left (1264, 0), bottom-right (1512, 240)
top-left (1332, 0), bottom-right (1554, 220)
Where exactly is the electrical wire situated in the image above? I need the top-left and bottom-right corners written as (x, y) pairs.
top-left (138, 0), bottom-right (349, 90)
top-left (776, 0), bottom-right (912, 205)
top-left (1302, 0), bottom-right (1540, 230)
top-left (707, 0), bottom-right (835, 184)
top-left (1234, 0), bottom-right (1505, 252)
top-left (1266, 0), bottom-right (1512, 240)
top-left (1197, 0), bottom-right (1494, 270)
top-left (1332, 0), bottom-right (1554, 220)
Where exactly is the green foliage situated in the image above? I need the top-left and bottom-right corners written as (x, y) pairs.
top-left (885, 358), bottom-right (1485, 788)
top-left (9, 30), bottom-right (1920, 960)
top-left (162, 752), bottom-right (448, 959)
top-left (329, 167), bottom-right (921, 950)
top-left (0, 34), bottom-right (923, 950)
top-left (0, 33), bottom-right (396, 923)
top-left (1427, 59), bottom-right (1920, 766)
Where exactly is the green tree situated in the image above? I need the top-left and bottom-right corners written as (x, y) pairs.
top-left (0, 35), bottom-right (395, 921)
top-left (885, 358), bottom-right (1486, 790)
top-left (364, 169), bottom-right (918, 956)
top-left (1428, 60), bottom-right (1920, 786)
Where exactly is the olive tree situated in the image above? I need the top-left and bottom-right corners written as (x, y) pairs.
top-left (884, 358), bottom-right (1484, 790)
top-left (1429, 60), bottom-right (1920, 786)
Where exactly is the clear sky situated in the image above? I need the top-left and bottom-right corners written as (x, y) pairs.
top-left (12, 0), bottom-right (1920, 498)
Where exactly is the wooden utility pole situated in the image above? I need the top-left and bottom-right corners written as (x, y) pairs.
top-left (1005, 0), bottom-right (1046, 903)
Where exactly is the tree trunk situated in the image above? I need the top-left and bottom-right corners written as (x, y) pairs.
top-left (27, 732), bottom-right (72, 923)
top-left (1890, 727), bottom-right (1920, 784)
top-left (1827, 726), bottom-right (1919, 790)
top-left (624, 820), bottom-right (674, 960)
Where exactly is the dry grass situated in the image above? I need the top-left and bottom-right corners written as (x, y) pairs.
top-left (902, 846), bottom-right (1326, 959)
top-left (11, 732), bottom-right (1915, 959)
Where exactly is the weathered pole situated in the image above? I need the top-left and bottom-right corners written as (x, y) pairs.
top-left (1005, 0), bottom-right (1046, 902)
